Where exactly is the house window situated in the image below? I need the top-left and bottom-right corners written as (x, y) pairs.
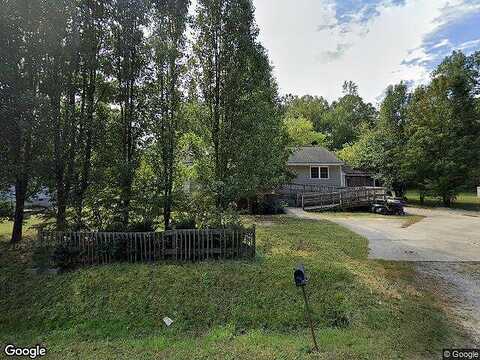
top-left (320, 167), bottom-right (329, 179)
top-left (310, 166), bottom-right (329, 179)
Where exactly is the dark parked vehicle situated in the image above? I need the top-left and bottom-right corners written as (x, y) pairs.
top-left (371, 197), bottom-right (405, 216)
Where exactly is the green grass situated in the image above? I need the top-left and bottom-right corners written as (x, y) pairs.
top-left (405, 190), bottom-right (480, 212)
top-left (0, 215), bottom-right (468, 359)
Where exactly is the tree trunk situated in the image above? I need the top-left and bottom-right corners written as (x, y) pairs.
top-left (11, 178), bottom-right (27, 244)
top-left (54, 94), bottom-right (67, 231)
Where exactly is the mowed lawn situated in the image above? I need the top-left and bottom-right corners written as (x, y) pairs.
top-left (406, 190), bottom-right (480, 212)
top-left (0, 215), bottom-right (468, 359)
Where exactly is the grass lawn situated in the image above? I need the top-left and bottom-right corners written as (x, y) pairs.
top-left (405, 190), bottom-right (480, 212)
top-left (0, 215), bottom-right (469, 359)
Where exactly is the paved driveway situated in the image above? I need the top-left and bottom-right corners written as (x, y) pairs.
top-left (286, 206), bottom-right (480, 341)
top-left (286, 207), bottom-right (480, 261)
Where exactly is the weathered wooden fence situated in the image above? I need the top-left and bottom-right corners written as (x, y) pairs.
top-left (38, 227), bottom-right (256, 265)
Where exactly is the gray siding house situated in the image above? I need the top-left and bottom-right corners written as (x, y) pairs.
top-left (287, 146), bottom-right (345, 188)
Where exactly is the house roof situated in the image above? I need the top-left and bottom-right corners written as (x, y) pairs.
top-left (287, 146), bottom-right (343, 165)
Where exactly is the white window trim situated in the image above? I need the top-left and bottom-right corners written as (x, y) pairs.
top-left (310, 166), bottom-right (329, 180)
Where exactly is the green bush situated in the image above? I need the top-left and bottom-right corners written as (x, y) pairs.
top-left (51, 244), bottom-right (81, 271)
top-left (0, 201), bottom-right (13, 219)
top-left (32, 245), bottom-right (53, 270)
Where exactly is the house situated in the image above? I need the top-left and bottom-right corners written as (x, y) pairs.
top-left (287, 146), bottom-right (346, 188)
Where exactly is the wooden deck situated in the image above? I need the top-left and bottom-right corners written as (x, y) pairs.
top-left (300, 187), bottom-right (386, 211)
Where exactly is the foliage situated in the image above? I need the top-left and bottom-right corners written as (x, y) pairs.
top-left (282, 94), bottom-right (329, 132)
top-left (51, 243), bottom-right (81, 271)
top-left (0, 201), bottom-right (14, 219)
top-left (321, 82), bottom-right (377, 150)
top-left (404, 51), bottom-right (480, 205)
top-left (32, 245), bottom-right (53, 270)
top-left (283, 115), bottom-right (327, 146)
top-left (194, 0), bottom-right (289, 209)
top-left (250, 194), bottom-right (287, 215)
top-left (339, 83), bottom-right (410, 196)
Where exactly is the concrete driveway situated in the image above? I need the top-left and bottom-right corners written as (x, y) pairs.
top-left (286, 206), bottom-right (480, 342)
top-left (287, 207), bottom-right (480, 261)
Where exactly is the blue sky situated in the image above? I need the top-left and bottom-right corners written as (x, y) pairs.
top-left (253, 0), bottom-right (480, 104)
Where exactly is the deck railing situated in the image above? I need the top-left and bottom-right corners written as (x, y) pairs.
top-left (276, 183), bottom-right (340, 195)
top-left (301, 187), bottom-right (386, 210)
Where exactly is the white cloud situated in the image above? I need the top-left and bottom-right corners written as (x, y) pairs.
top-left (253, 0), bottom-right (474, 104)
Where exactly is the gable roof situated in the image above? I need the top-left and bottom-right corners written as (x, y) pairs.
top-left (287, 146), bottom-right (343, 165)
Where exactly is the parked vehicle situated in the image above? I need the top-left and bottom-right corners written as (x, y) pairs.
top-left (371, 197), bottom-right (405, 216)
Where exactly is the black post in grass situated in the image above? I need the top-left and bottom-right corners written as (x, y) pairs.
top-left (293, 264), bottom-right (319, 353)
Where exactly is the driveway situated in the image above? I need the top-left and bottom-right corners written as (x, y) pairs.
top-left (286, 206), bottom-right (480, 261)
top-left (286, 206), bottom-right (480, 343)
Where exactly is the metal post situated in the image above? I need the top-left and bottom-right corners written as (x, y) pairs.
top-left (301, 286), bottom-right (319, 352)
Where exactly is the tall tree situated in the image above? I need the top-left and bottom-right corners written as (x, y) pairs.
top-left (322, 81), bottom-right (377, 150)
top-left (404, 51), bottom-right (480, 206)
top-left (0, 0), bottom-right (46, 242)
top-left (282, 94), bottom-right (330, 133)
top-left (69, 0), bottom-right (107, 229)
top-left (109, 0), bottom-right (150, 226)
top-left (149, 0), bottom-right (190, 229)
top-left (376, 82), bottom-right (410, 196)
top-left (194, 0), bottom-right (288, 209)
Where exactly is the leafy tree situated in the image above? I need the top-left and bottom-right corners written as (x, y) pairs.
top-left (322, 81), bottom-right (377, 150)
top-left (284, 115), bottom-right (327, 146)
top-left (108, 0), bottom-right (151, 226)
top-left (148, 0), bottom-right (190, 229)
top-left (194, 0), bottom-right (288, 209)
top-left (282, 94), bottom-right (330, 133)
top-left (0, 0), bottom-right (48, 242)
top-left (404, 51), bottom-right (480, 206)
top-left (375, 82), bottom-right (410, 196)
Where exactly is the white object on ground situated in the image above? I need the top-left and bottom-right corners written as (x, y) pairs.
top-left (163, 317), bottom-right (174, 326)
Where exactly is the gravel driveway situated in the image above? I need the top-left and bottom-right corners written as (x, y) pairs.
top-left (286, 206), bottom-right (480, 343)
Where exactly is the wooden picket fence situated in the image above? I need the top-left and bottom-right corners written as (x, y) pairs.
top-left (38, 227), bottom-right (256, 265)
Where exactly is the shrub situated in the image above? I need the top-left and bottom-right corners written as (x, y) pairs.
top-left (172, 216), bottom-right (197, 229)
top-left (252, 194), bottom-right (286, 215)
top-left (32, 245), bottom-right (53, 270)
top-left (51, 244), bottom-right (81, 271)
top-left (0, 201), bottom-right (13, 219)
top-left (128, 220), bottom-right (155, 232)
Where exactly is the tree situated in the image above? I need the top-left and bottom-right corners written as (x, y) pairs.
top-left (108, 0), bottom-right (151, 226)
top-left (0, 0), bottom-right (47, 242)
top-left (282, 94), bottom-right (330, 133)
top-left (322, 81), bottom-right (377, 150)
top-left (284, 115), bottom-right (326, 146)
top-left (375, 82), bottom-right (410, 196)
top-left (194, 0), bottom-right (288, 209)
top-left (149, 0), bottom-right (190, 229)
top-left (404, 51), bottom-right (480, 206)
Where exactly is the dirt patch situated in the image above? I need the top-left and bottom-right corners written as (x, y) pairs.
top-left (414, 262), bottom-right (480, 344)
top-left (400, 215), bottom-right (426, 228)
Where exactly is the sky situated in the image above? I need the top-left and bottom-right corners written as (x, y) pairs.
top-left (253, 0), bottom-right (480, 104)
